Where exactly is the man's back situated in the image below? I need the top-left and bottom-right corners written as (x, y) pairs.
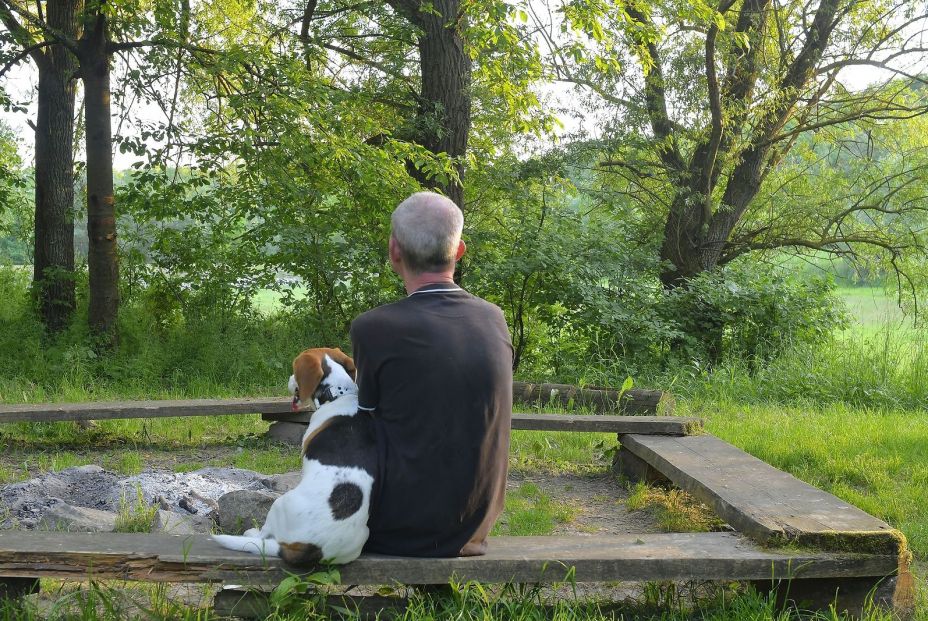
top-left (350, 283), bottom-right (513, 557)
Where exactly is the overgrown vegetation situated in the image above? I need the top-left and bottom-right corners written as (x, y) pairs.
top-left (1, 575), bottom-right (925, 620)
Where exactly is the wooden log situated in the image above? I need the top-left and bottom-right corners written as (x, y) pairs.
top-left (0, 531), bottom-right (898, 586)
top-left (512, 382), bottom-right (673, 415)
top-left (618, 434), bottom-right (906, 557)
top-left (261, 412), bottom-right (703, 436)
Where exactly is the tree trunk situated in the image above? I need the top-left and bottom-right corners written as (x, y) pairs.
top-left (79, 12), bottom-right (119, 344)
top-left (388, 0), bottom-right (471, 211)
top-left (31, 0), bottom-right (81, 334)
top-left (414, 0), bottom-right (471, 211)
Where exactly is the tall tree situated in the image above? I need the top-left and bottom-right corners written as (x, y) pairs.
top-left (384, 0), bottom-right (471, 210)
top-left (0, 0), bottom-right (81, 334)
top-left (77, 0), bottom-right (117, 340)
top-left (544, 0), bottom-right (928, 288)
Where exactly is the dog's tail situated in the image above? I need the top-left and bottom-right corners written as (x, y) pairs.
top-left (211, 534), bottom-right (280, 557)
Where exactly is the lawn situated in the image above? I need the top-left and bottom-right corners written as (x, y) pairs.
top-left (1, 282), bottom-right (927, 619)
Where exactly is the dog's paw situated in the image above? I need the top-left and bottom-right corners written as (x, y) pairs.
top-left (243, 527), bottom-right (261, 537)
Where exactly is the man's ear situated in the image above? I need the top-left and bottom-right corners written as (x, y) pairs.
top-left (455, 239), bottom-right (466, 261)
top-left (326, 347), bottom-right (357, 381)
top-left (293, 351), bottom-right (324, 405)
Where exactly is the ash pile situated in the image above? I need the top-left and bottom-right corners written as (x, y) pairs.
top-left (0, 465), bottom-right (299, 535)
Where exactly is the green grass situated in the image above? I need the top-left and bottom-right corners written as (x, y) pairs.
top-left (683, 398), bottom-right (928, 559)
top-left (836, 286), bottom-right (914, 335)
top-left (626, 481), bottom-right (725, 532)
top-left (492, 482), bottom-right (579, 536)
top-left (113, 486), bottom-right (157, 533)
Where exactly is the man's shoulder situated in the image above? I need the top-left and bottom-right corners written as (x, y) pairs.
top-left (350, 299), bottom-right (408, 334)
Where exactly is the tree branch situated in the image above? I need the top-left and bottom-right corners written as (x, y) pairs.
top-left (625, 4), bottom-right (684, 172)
top-left (0, 39), bottom-right (52, 75)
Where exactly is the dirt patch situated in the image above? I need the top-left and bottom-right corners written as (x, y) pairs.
top-left (507, 471), bottom-right (661, 536)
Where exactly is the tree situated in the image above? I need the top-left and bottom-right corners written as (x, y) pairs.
top-left (542, 0), bottom-right (928, 289)
top-left (384, 0), bottom-right (471, 210)
top-left (0, 0), bottom-right (81, 334)
top-left (2, 0), bottom-right (211, 343)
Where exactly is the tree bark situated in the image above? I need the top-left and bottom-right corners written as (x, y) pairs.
top-left (78, 10), bottom-right (119, 343)
top-left (31, 0), bottom-right (81, 334)
top-left (388, 0), bottom-right (471, 210)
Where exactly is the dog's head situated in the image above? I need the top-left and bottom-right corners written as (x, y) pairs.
top-left (288, 347), bottom-right (357, 411)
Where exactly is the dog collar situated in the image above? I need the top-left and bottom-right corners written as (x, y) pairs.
top-left (315, 384), bottom-right (352, 406)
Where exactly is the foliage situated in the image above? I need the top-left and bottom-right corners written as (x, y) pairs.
top-left (0, 122), bottom-right (29, 264)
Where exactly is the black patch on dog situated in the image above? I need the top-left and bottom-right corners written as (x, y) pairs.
top-left (328, 482), bottom-right (364, 520)
top-left (303, 414), bottom-right (378, 476)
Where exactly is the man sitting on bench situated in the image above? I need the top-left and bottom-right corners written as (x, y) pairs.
top-left (350, 191), bottom-right (513, 557)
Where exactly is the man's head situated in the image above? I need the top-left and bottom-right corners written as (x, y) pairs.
top-left (389, 191), bottom-right (465, 278)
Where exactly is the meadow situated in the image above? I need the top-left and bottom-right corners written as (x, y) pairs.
top-left (0, 278), bottom-right (926, 619)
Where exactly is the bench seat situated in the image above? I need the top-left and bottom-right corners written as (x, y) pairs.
top-left (0, 531), bottom-right (898, 586)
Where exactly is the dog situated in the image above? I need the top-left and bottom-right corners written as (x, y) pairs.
top-left (212, 347), bottom-right (377, 565)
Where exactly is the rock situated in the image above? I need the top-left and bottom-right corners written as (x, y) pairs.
top-left (38, 502), bottom-right (117, 532)
top-left (262, 472), bottom-right (301, 493)
top-left (152, 510), bottom-right (214, 535)
top-left (217, 489), bottom-right (279, 534)
top-left (265, 421), bottom-right (307, 446)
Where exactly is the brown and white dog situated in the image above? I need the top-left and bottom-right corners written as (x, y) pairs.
top-left (212, 347), bottom-right (377, 565)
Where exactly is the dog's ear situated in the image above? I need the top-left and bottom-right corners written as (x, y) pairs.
top-left (293, 351), bottom-right (324, 405)
top-left (325, 347), bottom-right (356, 382)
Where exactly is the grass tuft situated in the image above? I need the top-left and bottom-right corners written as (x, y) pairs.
top-left (626, 482), bottom-right (725, 532)
top-left (113, 486), bottom-right (157, 534)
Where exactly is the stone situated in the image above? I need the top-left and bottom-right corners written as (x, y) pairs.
top-left (152, 510), bottom-right (214, 535)
top-left (217, 489), bottom-right (279, 535)
top-left (265, 421), bottom-right (307, 446)
top-left (262, 472), bottom-right (301, 493)
top-left (38, 502), bottom-right (117, 533)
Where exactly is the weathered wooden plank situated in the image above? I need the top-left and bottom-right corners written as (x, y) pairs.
top-left (0, 532), bottom-right (897, 585)
top-left (513, 382), bottom-right (672, 415)
top-left (0, 384), bottom-right (671, 424)
top-left (0, 398), bottom-right (295, 424)
top-left (262, 412), bottom-right (703, 435)
top-left (619, 434), bottom-right (905, 555)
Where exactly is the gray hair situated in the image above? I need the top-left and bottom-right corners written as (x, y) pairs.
top-left (391, 191), bottom-right (464, 274)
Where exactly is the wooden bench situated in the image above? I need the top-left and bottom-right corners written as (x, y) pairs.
top-left (0, 382), bottom-right (672, 424)
top-left (0, 396), bottom-right (912, 616)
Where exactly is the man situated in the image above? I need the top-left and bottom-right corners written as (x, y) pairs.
top-left (350, 191), bottom-right (513, 557)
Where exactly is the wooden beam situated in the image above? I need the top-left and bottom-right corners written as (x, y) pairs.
top-left (263, 412), bottom-right (702, 435)
top-left (0, 384), bottom-right (671, 425)
top-left (0, 531), bottom-right (898, 586)
top-left (619, 434), bottom-right (905, 556)
top-left (0, 398), bottom-right (296, 423)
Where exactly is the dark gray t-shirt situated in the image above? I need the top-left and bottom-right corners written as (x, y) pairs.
top-left (349, 283), bottom-right (513, 557)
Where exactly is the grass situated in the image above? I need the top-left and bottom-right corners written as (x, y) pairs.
top-left (492, 482), bottom-right (580, 536)
top-left (684, 398), bottom-right (928, 559)
top-left (113, 485), bottom-right (157, 533)
top-left (625, 481), bottom-right (725, 533)
top-left (2, 271), bottom-right (928, 617)
top-left (2, 576), bottom-right (925, 620)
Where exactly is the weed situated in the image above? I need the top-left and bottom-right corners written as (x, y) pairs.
top-left (113, 485), bottom-right (157, 533)
top-left (626, 481), bottom-right (725, 532)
